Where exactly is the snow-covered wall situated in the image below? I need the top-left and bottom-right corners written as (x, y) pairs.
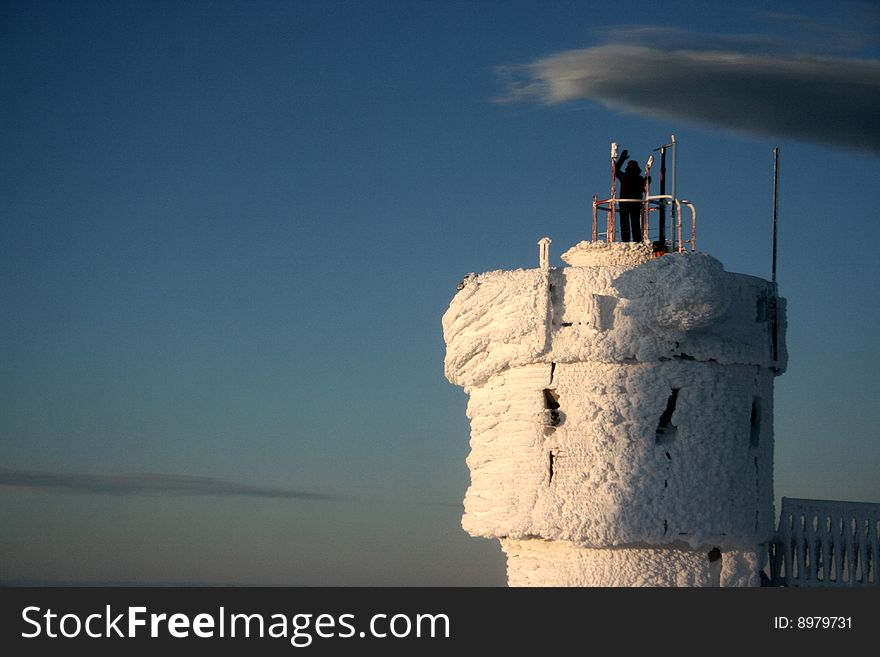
top-left (501, 539), bottom-right (763, 587)
top-left (460, 359), bottom-right (777, 548)
top-left (442, 242), bottom-right (787, 586)
top-left (444, 247), bottom-right (786, 391)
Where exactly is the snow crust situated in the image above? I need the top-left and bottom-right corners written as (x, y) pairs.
top-left (460, 360), bottom-right (776, 548)
top-left (501, 539), bottom-right (762, 587)
top-left (442, 244), bottom-right (788, 586)
top-left (443, 251), bottom-right (787, 391)
top-left (560, 240), bottom-right (653, 267)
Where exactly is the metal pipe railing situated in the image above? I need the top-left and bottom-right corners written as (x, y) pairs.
top-left (591, 195), bottom-right (694, 252)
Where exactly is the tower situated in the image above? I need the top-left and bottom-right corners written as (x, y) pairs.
top-left (443, 228), bottom-right (787, 585)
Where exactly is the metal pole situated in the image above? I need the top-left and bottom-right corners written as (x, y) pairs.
top-left (670, 135), bottom-right (676, 217)
top-left (643, 155), bottom-right (654, 243)
top-left (675, 199), bottom-right (682, 252)
top-left (659, 145), bottom-right (667, 246)
top-left (772, 148), bottom-right (779, 284)
top-left (652, 135), bottom-right (675, 251)
top-left (610, 142), bottom-right (618, 243)
top-left (592, 194), bottom-right (598, 242)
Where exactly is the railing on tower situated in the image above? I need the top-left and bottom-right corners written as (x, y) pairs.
top-left (592, 138), bottom-right (696, 253)
top-left (768, 497), bottom-right (880, 587)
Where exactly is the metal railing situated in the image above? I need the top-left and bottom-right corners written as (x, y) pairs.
top-left (768, 497), bottom-right (880, 587)
top-left (591, 194), bottom-right (696, 253)
top-left (591, 140), bottom-right (695, 252)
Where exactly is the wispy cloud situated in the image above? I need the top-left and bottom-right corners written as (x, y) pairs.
top-left (0, 468), bottom-right (343, 501)
top-left (498, 27), bottom-right (880, 152)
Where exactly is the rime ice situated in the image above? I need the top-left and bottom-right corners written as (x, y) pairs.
top-left (442, 241), bottom-right (787, 586)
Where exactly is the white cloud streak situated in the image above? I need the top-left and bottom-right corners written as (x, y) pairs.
top-left (0, 468), bottom-right (343, 501)
top-left (499, 40), bottom-right (880, 152)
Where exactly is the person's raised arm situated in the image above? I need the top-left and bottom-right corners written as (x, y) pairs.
top-left (615, 149), bottom-right (629, 176)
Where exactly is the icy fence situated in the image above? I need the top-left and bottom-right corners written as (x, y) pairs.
top-left (768, 497), bottom-right (880, 587)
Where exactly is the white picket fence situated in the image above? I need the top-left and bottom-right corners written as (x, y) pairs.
top-left (769, 497), bottom-right (880, 587)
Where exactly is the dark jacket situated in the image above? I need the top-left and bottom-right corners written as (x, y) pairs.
top-left (615, 158), bottom-right (649, 200)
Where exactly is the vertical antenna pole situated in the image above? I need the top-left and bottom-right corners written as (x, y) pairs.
top-left (770, 147), bottom-right (780, 363)
top-left (670, 134), bottom-right (676, 214)
top-left (772, 147), bottom-right (779, 284)
top-left (658, 145), bottom-right (667, 246)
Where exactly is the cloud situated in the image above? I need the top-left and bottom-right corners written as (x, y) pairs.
top-left (0, 468), bottom-right (343, 501)
top-left (498, 31), bottom-right (880, 152)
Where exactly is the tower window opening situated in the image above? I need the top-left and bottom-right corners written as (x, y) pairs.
top-left (655, 388), bottom-right (680, 444)
top-left (548, 450), bottom-right (556, 484)
top-left (543, 389), bottom-right (561, 426)
top-left (756, 294), bottom-right (769, 322)
top-left (750, 398), bottom-right (761, 447)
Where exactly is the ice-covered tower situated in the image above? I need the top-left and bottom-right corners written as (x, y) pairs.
top-left (442, 239), bottom-right (787, 586)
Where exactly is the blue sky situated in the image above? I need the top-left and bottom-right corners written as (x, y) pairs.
top-left (1, 0), bottom-right (878, 585)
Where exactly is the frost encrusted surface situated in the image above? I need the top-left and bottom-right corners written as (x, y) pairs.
top-left (442, 247), bottom-right (788, 581)
top-left (461, 361), bottom-right (776, 548)
top-left (443, 252), bottom-right (787, 390)
top-left (560, 240), bottom-right (652, 267)
top-left (501, 539), bottom-right (762, 587)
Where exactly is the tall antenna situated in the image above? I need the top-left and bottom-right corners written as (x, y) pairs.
top-left (653, 135), bottom-right (676, 250)
top-left (670, 134), bottom-right (676, 208)
top-left (772, 148), bottom-right (779, 284)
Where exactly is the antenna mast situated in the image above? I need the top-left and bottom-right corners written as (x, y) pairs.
top-left (653, 135), bottom-right (676, 249)
top-left (772, 148), bottom-right (779, 284)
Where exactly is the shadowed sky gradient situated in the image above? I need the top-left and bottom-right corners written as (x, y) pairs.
top-left (2, 0), bottom-right (878, 586)
top-left (0, 468), bottom-right (344, 500)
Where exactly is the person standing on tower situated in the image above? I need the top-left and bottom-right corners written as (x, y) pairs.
top-left (615, 149), bottom-right (649, 242)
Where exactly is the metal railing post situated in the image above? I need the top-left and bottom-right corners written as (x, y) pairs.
top-left (675, 200), bottom-right (682, 253)
top-left (608, 201), bottom-right (614, 243)
top-left (643, 155), bottom-right (654, 243)
top-left (592, 194), bottom-right (598, 242)
top-left (609, 143), bottom-right (618, 243)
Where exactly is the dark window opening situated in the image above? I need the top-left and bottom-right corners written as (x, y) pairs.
top-left (707, 547), bottom-right (722, 562)
top-left (756, 294), bottom-right (769, 322)
top-left (543, 388), bottom-right (560, 409)
top-left (543, 388), bottom-right (561, 427)
top-left (656, 388), bottom-right (680, 444)
top-left (749, 398), bottom-right (761, 447)
top-left (548, 450), bottom-right (556, 484)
